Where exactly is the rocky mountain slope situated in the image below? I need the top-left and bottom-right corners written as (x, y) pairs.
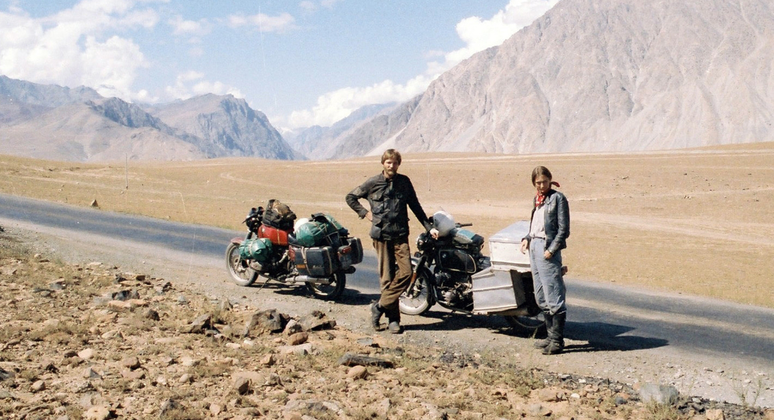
top-left (337, 0), bottom-right (774, 157)
top-left (0, 77), bottom-right (295, 162)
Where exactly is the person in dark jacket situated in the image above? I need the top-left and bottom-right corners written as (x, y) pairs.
top-left (520, 166), bottom-right (570, 354)
top-left (346, 149), bottom-right (438, 334)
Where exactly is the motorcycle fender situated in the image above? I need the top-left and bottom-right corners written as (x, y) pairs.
top-left (230, 237), bottom-right (243, 246)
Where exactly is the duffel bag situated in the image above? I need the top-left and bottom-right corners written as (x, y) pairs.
top-left (263, 199), bottom-right (296, 230)
top-left (292, 245), bottom-right (338, 277)
top-left (259, 224), bottom-right (290, 246)
top-left (239, 238), bottom-right (273, 263)
top-left (294, 221), bottom-right (326, 247)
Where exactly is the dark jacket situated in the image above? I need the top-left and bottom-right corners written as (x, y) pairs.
top-left (523, 189), bottom-right (570, 254)
top-left (346, 172), bottom-right (432, 241)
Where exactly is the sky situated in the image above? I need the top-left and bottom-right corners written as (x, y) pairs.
top-left (0, 0), bottom-right (559, 130)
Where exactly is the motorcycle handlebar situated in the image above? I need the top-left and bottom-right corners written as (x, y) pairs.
top-left (457, 223), bottom-right (472, 227)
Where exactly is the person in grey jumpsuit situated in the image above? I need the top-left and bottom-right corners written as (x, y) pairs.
top-left (520, 166), bottom-right (570, 355)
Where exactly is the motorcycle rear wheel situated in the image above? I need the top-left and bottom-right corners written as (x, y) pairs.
top-left (305, 271), bottom-right (346, 300)
top-left (399, 268), bottom-right (433, 315)
top-left (226, 242), bottom-right (258, 287)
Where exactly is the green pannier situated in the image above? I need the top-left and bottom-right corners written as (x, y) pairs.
top-left (239, 238), bottom-right (273, 263)
top-left (294, 221), bottom-right (326, 247)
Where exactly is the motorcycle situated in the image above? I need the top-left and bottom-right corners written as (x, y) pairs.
top-left (399, 212), bottom-right (546, 333)
top-left (226, 204), bottom-right (363, 300)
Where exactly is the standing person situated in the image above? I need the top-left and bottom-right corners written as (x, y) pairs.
top-left (520, 166), bottom-right (570, 355)
top-left (346, 149), bottom-right (438, 334)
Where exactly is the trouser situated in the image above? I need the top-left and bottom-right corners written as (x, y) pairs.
top-left (529, 238), bottom-right (567, 316)
top-left (373, 237), bottom-right (412, 319)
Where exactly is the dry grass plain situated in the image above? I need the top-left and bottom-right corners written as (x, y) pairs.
top-left (1, 142), bottom-right (773, 309)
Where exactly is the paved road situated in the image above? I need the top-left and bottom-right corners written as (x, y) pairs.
top-left (2, 192), bottom-right (773, 375)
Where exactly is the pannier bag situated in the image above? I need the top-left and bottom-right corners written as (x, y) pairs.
top-left (338, 237), bottom-right (364, 270)
top-left (239, 238), bottom-right (273, 263)
top-left (292, 245), bottom-right (339, 277)
top-left (294, 221), bottom-right (327, 247)
top-left (262, 199), bottom-right (296, 230)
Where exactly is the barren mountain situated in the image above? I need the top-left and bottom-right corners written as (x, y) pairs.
top-left (0, 77), bottom-right (296, 162)
top-left (339, 0), bottom-right (774, 156)
top-left (287, 102), bottom-right (396, 160)
top-left (0, 100), bottom-right (205, 161)
top-left (147, 94), bottom-right (298, 160)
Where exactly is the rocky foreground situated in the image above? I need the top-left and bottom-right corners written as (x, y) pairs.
top-left (0, 229), bottom-right (771, 420)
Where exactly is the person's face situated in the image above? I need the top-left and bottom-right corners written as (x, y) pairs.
top-left (382, 158), bottom-right (400, 178)
top-left (534, 175), bottom-right (551, 194)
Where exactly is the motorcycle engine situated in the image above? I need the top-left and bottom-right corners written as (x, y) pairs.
top-left (435, 271), bottom-right (473, 308)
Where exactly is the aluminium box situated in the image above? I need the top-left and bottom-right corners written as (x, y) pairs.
top-left (488, 221), bottom-right (531, 272)
top-left (471, 266), bottom-right (527, 313)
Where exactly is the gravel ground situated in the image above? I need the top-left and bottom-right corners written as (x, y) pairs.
top-left (2, 218), bottom-right (773, 419)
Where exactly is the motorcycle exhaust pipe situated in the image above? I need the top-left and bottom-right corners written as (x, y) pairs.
top-left (294, 275), bottom-right (331, 285)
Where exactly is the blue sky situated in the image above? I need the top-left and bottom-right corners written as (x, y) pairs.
top-left (0, 0), bottom-right (558, 130)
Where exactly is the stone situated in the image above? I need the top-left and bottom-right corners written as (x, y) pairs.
top-left (705, 409), bottom-right (725, 420)
top-left (298, 311), bottom-right (336, 331)
top-left (234, 376), bottom-right (251, 395)
top-left (278, 343), bottom-right (314, 355)
top-left (288, 332), bottom-right (309, 346)
top-left (185, 314), bottom-right (212, 333)
top-left (83, 405), bottom-right (112, 420)
top-left (78, 348), bottom-right (95, 360)
top-left (260, 354), bottom-right (276, 367)
top-left (83, 367), bottom-right (101, 379)
top-left (30, 380), bottom-right (46, 392)
top-left (121, 356), bottom-right (141, 370)
top-left (143, 308), bottom-right (159, 320)
top-left (347, 365), bottom-right (368, 380)
top-left (243, 309), bottom-right (288, 336)
top-left (639, 383), bottom-right (679, 405)
top-left (337, 353), bottom-right (394, 368)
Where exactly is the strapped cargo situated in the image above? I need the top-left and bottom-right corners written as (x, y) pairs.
top-left (262, 199), bottom-right (296, 230)
top-left (292, 245), bottom-right (339, 277)
top-left (258, 224), bottom-right (290, 246)
top-left (294, 221), bottom-right (327, 247)
top-left (239, 238), bottom-right (273, 263)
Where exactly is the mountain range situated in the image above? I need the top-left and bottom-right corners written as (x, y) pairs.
top-left (334, 0), bottom-right (774, 157)
top-left (2, 0), bottom-right (774, 162)
top-left (0, 75), bottom-right (296, 162)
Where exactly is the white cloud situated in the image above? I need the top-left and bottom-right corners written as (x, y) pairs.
top-left (227, 12), bottom-right (295, 33)
top-left (0, 0), bottom-right (162, 101)
top-left (286, 0), bottom-right (557, 128)
top-left (287, 74), bottom-right (432, 128)
top-left (168, 15), bottom-right (211, 36)
top-left (165, 71), bottom-right (244, 100)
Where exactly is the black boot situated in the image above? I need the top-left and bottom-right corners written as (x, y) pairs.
top-left (533, 312), bottom-right (553, 349)
top-left (543, 312), bottom-right (566, 355)
top-left (370, 302), bottom-right (385, 331)
top-left (386, 308), bottom-right (403, 334)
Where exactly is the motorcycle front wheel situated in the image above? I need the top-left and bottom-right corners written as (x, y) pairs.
top-left (305, 271), bottom-right (346, 300)
top-left (399, 268), bottom-right (433, 315)
top-left (225, 242), bottom-right (258, 287)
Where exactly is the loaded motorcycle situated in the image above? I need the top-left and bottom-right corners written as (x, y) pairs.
top-left (399, 211), bottom-right (546, 332)
top-left (225, 201), bottom-right (363, 300)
